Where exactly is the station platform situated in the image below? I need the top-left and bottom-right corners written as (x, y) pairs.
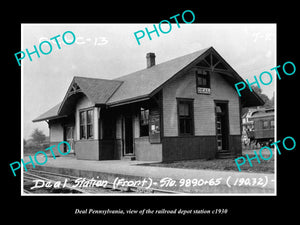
top-left (23, 155), bottom-right (275, 194)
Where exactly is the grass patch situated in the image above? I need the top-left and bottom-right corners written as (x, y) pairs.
top-left (24, 144), bottom-right (49, 156)
top-left (143, 157), bottom-right (274, 173)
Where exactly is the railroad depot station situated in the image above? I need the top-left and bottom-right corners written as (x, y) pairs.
top-left (33, 47), bottom-right (264, 162)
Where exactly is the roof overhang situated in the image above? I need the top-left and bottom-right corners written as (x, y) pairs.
top-left (32, 115), bottom-right (67, 123)
top-left (107, 95), bottom-right (150, 107)
top-left (32, 102), bottom-right (65, 122)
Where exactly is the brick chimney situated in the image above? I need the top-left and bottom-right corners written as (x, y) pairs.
top-left (146, 52), bottom-right (156, 68)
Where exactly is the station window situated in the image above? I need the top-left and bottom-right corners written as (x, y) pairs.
top-left (80, 109), bottom-right (94, 139)
top-left (177, 99), bottom-right (194, 136)
top-left (196, 70), bottom-right (210, 88)
top-left (87, 109), bottom-right (94, 138)
top-left (79, 111), bottom-right (86, 139)
top-left (140, 107), bottom-right (149, 137)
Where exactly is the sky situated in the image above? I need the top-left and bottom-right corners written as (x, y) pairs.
top-left (22, 23), bottom-right (276, 139)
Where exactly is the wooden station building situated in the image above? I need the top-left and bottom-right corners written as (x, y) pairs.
top-left (33, 47), bottom-right (264, 162)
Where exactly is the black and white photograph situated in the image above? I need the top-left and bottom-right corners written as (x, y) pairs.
top-left (20, 23), bottom-right (276, 196)
top-left (5, 5), bottom-right (298, 219)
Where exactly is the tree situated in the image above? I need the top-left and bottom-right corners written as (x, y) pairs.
top-left (31, 128), bottom-right (46, 145)
top-left (241, 86), bottom-right (274, 115)
top-left (251, 86), bottom-right (274, 109)
top-left (264, 92), bottom-right (274, 108)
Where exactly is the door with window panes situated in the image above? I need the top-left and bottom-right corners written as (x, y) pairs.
top-left (215, 102), bottom-right (229, 152)
top-left (64, 126), bottom-right (74, 153)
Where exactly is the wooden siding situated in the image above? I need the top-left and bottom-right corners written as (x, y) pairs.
top-left (135, 137), bottom-right (162, 161)
top-left (133, 113), bottom-right (140, 138)
top-left (228, 135), bottom-right (242, 156)
top-left (99, 140), bottom-right (115, 160)
top-left (162, 68), bottom-right (241, 137)
top-left (75, 139), bottom-right (118, 160)
top-left (114, 139), bottom-right (122, 160)
top-left (48, 141), bottom-right (62, 157)
top-left (49, 122), bottom-right (64, 143)
top-left (75, 139), bottom-right (100, 160)
top-left (162, 135), bottom-right (241, 162)
top-left (162, 136), bottom-right (217, 162)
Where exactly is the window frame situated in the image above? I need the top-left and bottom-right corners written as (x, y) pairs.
top-left (79, 111), bottom-right (87, 140)
top-left (139, 107), bottom-right (150, 137)
top-left (79, 108), bottom-right (94, 140)
top-left (177, 98), bottom-right (194, 136)
top-left (196, 69), bottom-right (210, 89)
top-left (86, 109), bottom-right (94, 139)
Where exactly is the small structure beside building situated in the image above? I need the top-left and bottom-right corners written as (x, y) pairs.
top-left (33, 47), bottom-right (264, 162)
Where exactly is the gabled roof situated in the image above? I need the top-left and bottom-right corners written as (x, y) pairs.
top-left (33, 46), bottom-right (264, 122)
top-left (107, 48), bottom-right (209, 105)
top-left (32, 77), bottom-right (122, 122)
top-left (71, 76), bottom-right (123, 105)
top-left (58, 76), bottom-right (123, 116)
top-left (108, 46), bottom-right (264, 107)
